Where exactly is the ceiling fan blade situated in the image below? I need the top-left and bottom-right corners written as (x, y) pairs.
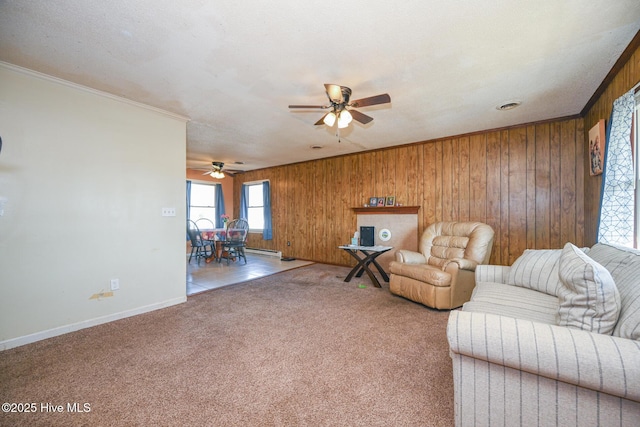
top-left (349, 93), bottom-right (391, 108)
top-left (349, 109), bottom-right (374, 124)
top-left (289, 104), bottom-right (327, 109)
top-left (314, 113), bottom-right (329, 126)
top-left (324, 84), bottom-right (345, 103)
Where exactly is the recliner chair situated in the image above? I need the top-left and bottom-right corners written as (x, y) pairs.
top-left (389, 221), bottom-right (495, 309)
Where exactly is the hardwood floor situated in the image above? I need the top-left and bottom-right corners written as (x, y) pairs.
top-left (186, 253), bottom-right (314, 295)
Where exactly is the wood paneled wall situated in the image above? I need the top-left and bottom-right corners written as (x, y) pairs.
top-left (235, 33), bottom-right (640, 267)
top-left (235, 118), bottom-right (585, 266)
top-left (583, 41), bottom-right (640, 245)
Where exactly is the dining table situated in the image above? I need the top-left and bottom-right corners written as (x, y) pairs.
top-left (200, 228), bottom-right (227, 262)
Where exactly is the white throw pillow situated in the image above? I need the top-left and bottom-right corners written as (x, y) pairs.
top-left (557, 243), bottom-right (621, 334)
top-left (588, 243), bottom-right (640, 340)
top-left (508, 249), bottom-right (563, 296)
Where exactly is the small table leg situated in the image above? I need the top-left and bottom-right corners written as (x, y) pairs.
top-left (342, 249), bottom-right (389, 288)
top-left (360, 250), bottom-right (390, 282)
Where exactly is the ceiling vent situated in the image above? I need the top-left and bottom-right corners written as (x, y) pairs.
top-left (496, 101), bottom-right (522, 111)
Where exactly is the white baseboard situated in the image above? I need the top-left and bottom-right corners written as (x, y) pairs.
top-left (0, 296), bottom-right (187, 351)
top-left (245, 248), bottom-right (282, 258)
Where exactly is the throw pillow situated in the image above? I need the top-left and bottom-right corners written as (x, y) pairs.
top-left (588, 243), bottom-right (640, 340)
top-left (557, 243), bottom-right (621, 334)
top-left (508, 249), bottom-right (563, 296)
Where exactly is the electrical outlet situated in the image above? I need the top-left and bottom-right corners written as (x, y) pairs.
top-left (161, 207), bottom-right (176, 217)
top-left (110, 278), bottom-right (120, 291)
top-left (287, 241), bottom-right (291, 246)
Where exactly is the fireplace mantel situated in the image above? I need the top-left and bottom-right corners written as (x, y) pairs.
top-left (351, 206), bottom-right (420, 215)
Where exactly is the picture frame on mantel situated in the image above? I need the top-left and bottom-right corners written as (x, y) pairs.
top-left (589, 119), bottom-right (605, 176)
top-left (385, 196), bottom-right (395, 206)
top-left (369, 197), bottom-right (378, 207)
top-left (377, 197), bottom-right (385, 207)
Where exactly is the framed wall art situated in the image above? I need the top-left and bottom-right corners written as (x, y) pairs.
top-left (589, 119), bottom-right (605, 176)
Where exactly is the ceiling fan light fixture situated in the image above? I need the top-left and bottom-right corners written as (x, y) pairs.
top-left (338, 110), bottom-right (353, 128)
top-left (290, 84), bottom-right (391, 130)
top-left (210, 170), bottom-right (225, 179)
top-left (323, 112), bottom-right (337, 126)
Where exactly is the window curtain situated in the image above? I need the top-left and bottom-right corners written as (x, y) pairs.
top-left (214, 183), bottom-right (226, 228)
top-left (262, 181), bottom-right (273, 240)
top-left (240, 184), bottom-right (249, 220)
top-left (186, 180), bottom-right (192, 239)
top-left (597, 90), bottom-right (636, 246)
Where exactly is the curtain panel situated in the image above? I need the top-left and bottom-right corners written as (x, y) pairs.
top-left (597, 90), bottom-right (635, 246)
top-left (262, 181), bottom-right (272, 240)
top-left (186, 180), bottom-right (192, 240)
top-left (240, 184), bottom-right (249, 220)
top-left (214, 183), bottom-right (226, 228)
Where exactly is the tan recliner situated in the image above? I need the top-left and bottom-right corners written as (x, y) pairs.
top-left (389, 221), bottom-right (495, 309)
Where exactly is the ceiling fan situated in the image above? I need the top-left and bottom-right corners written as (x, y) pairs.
top-left (289, 84), bottom-right (391, 128)
top-left (200, 161), bottom-right (243, 179)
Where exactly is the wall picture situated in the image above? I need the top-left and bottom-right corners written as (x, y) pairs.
top-left (589, 119), bottom-right (605, 176)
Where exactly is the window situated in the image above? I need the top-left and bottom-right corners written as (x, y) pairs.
top-left (189, 182), bottom-right (216, 224)
top-left (240, 180), bottom-right (272, 240)
top-left (246, 183), bottom-right (265, 230)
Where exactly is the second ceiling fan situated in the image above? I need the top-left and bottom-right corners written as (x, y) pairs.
top-left (289, 84), bottom-right (390, 128)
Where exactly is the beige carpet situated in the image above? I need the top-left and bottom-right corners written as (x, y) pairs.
top-left (0, 264), bottom-right (453, 426)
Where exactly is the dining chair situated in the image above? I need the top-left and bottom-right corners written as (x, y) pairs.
top-left (195, 218), bottom-right (215, 231)
top-left (187, 220), bottom-right (214, 264)
top-left (195, 218), bottom-right (218, 259)
top-left (219, 219), bottom-right (249, 265)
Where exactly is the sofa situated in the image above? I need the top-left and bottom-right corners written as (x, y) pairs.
top-left (447, 242), bottom-right (640, 426)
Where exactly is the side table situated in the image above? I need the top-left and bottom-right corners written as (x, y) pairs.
top-left (338, 245), bottom-right (393, 287)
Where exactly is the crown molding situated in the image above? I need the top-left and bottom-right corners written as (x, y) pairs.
top-left (0, 61), bottom-right (190, 122)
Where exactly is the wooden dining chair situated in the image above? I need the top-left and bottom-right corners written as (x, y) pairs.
top-left (187, 220), bottom-right (214, 264)
top-left (219, 219), bottom-right (249, 265)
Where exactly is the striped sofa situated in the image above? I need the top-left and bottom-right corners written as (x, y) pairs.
top-left (447, 242), bottom-right (640, 426)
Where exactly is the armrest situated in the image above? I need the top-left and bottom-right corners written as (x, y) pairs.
top-left (443, 257), bottom-right (477, 272)
top-left (394, 249), bottom-right (426, 264)
top-left (475, 264), bottom-right (510, 283)
top-left (447, 310), bottom-right (640, 402)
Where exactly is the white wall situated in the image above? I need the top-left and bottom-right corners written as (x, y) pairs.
top-left (0, 63), bottom-right (188, 349)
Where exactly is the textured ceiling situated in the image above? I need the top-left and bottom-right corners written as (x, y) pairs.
top-left (1, 1), bottom-right (640, 172)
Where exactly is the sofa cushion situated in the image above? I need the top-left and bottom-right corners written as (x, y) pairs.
top-left (463, 282), bottom-right (558, 324)
top-left (588, 243), bottom-right (640, 340)
top-left (507, 248), bottom-right (563, 296)
top-left (557, 243), bottom-right (620, 335)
